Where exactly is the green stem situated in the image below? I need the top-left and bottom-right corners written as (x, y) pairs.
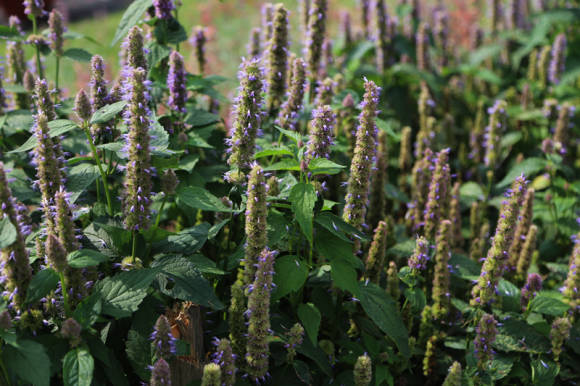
top-left (0, 346), bottom-right (10, 386)
top-left (59, 272), bottom-right (71, 317)
top-left (154, 195), bottom-right (168, 227)
top-left (83, 123), bottom-right (113, 216)
top-left (32, 18), bottom-right (44, 79)
top-left (54, 56), bottom-right (60, 104)
top-left (131, 230), bottom-right (137, 264)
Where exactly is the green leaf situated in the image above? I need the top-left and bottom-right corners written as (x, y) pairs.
top-left (273, 255), bottom-right (309, 300)
top-left (289, 182), bottom-right (317, 243)
top-left (73, 294), bottom-right (102, 329)
top-left (314, 212), bottom-right (368, 243)
top-left (4, 340), bottom-right (50, 386)
top-left (152, 255), bottom-right (224, 310)
top-left (93, 268), bottom-right (159, 318)
top-left (359, 282), bottom-right (410, 358)
top-left (404, 287), bottom-right (426, 313)
top-left (264, 159), bottom-right (301, 171)
top-left (177, 186), bottom-right (236, 212)
top-left (496, 158), bottom-right (547, 189)
top-left (67, 249), bottom-right (110, 268)
top-left (528, 293), bottom-right (570, 316)
top-left (63, 48), bottom-right (93, 62)
top-left (90, 101), bottom-right (128, 124)
top-left (25, 268), bottom-right (60, 306)
top-left (298, 303), bottom-right (321, 346)
top-left (308, 158), bottom-right (346, 176)
top-left (185, 108), bottom-right (220, 127)
top-left (387, 239), bottom-right (415, 258)
top-left (152, 223), bottom-right (209, 254)
top-left (125, 329), bottom-right (152, 381)
top-left (0, 217), bottom-right (17, 248)
top-left (531, 359), bottom-right (559, 386)
top-left (460, 182), bottom-right (484, 205)
top-left (145, 41), bottom-right (171, 68)
top-left (63, 347), bottom-right (94, 386)
top-left (8, 119), bottom-right (80, 154)
top-left (66, 163), bottom-right (100, 203)
top-left (188, 254), bottom-right (226, 275)
top-left (254, 147), bottom-right (294, 159)
top-left (276, 126), bottom-right (303, 143)
top-left (331, 258), bottom-right (360, 297)
top-left (111, 0), bottom-right (153, 46)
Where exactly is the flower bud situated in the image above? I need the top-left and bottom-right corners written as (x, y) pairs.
top-left (190, 26), bottom-right (207, 75)
top-left (484, 100), bottom-right (508, 169)
top-left (375, 0), bottom-right (389, 72)
top-left (416, 23), bottom-right (430, 72)
top-left (304, 0), bottom-right (328, 81)
top-left (150, 358), bottom-right (171, 386)
top-left (360, 0), bottom-right (370, 39)
top-left (386, 260), bottom-right (400, 301)
top-left (48, 9), bottom-right (65, 57)
top-left (527, 48), bottom-right (538, 81)
top-left (554, 102), bottom-right (575, 155)
top-left (516, 224), bottom-right (538, 279)
top-left (408, 236), bottom-right (430, 272)
top-left (432, 220), bottom-right (452, 320)
top-left (354, 354), bottom-right (372, 386)
top-left (520, 273), bottom-right (542, 311)
top-left (246, 249), bottom-right (277, 383)
top-left (122, 68), bottom-right (153, 232)
top-left (0, 163), bottom-right (32, 310)
top-left (507, 188), bottom-right (534, 270)
top-left (212, 338), bottom-right (236, 386)
top-left (343, 79), bottom-right (380, 231)
top-left (285, 323), bottom-right (304, 363)
top-left (474, 313), bottom-right (498, 369)
top-left (398, 126), bottom-right (412, 172)
top-left (449, 182), bottom-right (462, 249)
top-left (341, 11), bottom-right (352, 47)
top-left (314, 77), bottom-right (335, 107)
top-left (35, 78), bottom-right (56, 121)
top-left (305, 105), bottom-right (335, 164)
top-left (368, 130), bottom-right (387, 229)
top-left (471, 175), bottom-right (527, 306)
top-left (562, 233), bottom-right (580, 313)
top-left (242, 164), bottom-right (268, 286)
top-left (549, 33), bottom-right (566, 85)
top-left (537, 45), bottom-right (551, 88)
top-left (364, 221), bottom-right (387, 284)
top-left (442, 361), bottom-right (462, 386)
top-left (225, 58), bottom-right (265, 175)
top-left (201, 363), bottom-right (221, 386)
top-left (153, 0), bottom-right (175, 19)
top-left (248, 27), bottom-right (262, 58)
top-left (61, 318), bottom-right (82, 347)
top-left (23, 0), bottom-right (46, 17)
top-left (423, 335), bottom-right (438, 376)
top-left (228, 275), bottom-right (247, 360)
top-left (276, 57), bottom-right (306, 131)
top-left (168, 51), bottom-right (187, 114)
top-left (261, 3), bottom-right (274, 43)
top-left (74, 90), bottom-right (92, 122)
top-left (550, 317), bottom-right (571, 362)
top-left (423, 148), bottom-right (450, 240)
top-left (151, 315), bottom-right (177, 359)
top-left (123, 26), bottom-right (147, 72)
top-left (265, 4), bottom-right (289, 112)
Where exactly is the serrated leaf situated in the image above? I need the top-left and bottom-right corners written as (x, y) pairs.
top-left (152, 255), bottom-right (224, 309)
top-left (273, 255), bottom-right (309, 300)
top-left (178, 186), bottom-right (236, 212)
top-left (66, 163), bottom-right (100, 203)
top-left (531, 359), bottom-right (559, 386)
top-left (264, 159), bottom-right (301, 171)
top-left (63, 48), bottom-right (93, 62)
top-left (111, 0), bottom-right (153, 46)
top-left (8, 119), bottom-right (80, 153)
top-left (0, 216), bottom-right (17, 248)
top-left (63, 347), bottom-right (94, 386)
top-left (90, 101), bottom-right (128, 124)
top-left (314, 212), bottom-right (368, 242)
top-left (145, 41), bottom-right (171, 68)
top-left (73, 294), bottom-right (102, 329)
top-left (528, 293), bottom-right (570, 316)
top-left (93, 268), bottom-right (159, 318)
top-left (404, 287), bottom-right (426, 313)
top-left (359, 282), bottom-right (410, 358)
top-left (290, 182), bottom-right (317, 243)
top-left (152, 223), bottom-right (209, 254)
top-left (4, 340), bottom-right (50, 386)
top-left (298, 303), bottom-right (321, 346)
top-left (254, 147), bottom-right (294, 159)
top-left (460, 182), bottom-right (485, 205)
top-left (24, 268), bottom-right (60, 306)
top-left (185, 108), bottom-right (220, 127)
top-left (308, 158), bottom-right (345, 176)
top-left (496, 158), bottom-right (547, 189)
top-left (67, 249), bottom-right (110, 268)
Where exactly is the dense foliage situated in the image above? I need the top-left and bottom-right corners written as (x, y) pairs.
top-left (0, 0), bottom-right (580, 385)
